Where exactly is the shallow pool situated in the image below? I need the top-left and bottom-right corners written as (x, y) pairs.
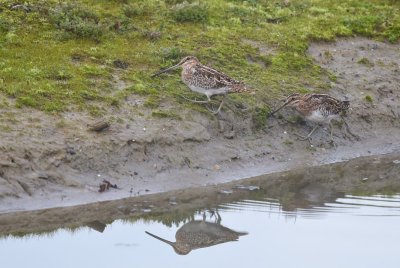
top-left (1, 191), bottom-right (400, 268)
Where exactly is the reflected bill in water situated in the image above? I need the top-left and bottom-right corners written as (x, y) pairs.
top-left (146, 212), bottom-right (247, 255)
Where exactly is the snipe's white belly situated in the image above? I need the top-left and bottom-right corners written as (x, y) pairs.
top-left (307, 110), bottom-right (339, 123)
top-left (188, 85), bottom-right (229, 98)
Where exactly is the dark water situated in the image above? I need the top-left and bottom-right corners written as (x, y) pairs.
top-left (1, 156), bottom-right (400, 268)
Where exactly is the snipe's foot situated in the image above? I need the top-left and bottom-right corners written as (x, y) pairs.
top-left (294, 132), bottom-right (313, 143)
top-left (328, 139), bottom-right (337, 148)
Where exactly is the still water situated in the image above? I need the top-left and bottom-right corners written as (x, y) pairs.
top-left (1, 194), bottom-right (400, 267)
top-left (1, 155), bottom-right (400, 268)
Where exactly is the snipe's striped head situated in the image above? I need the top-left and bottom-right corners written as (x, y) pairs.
top-left (283, 93), bottom-right (302, 105)
top-left (177, 56), bottom-right (199, 66)
top-left (152, 56), bottom-right (199, 77)
top-left (341, 100), bottom-right (350, 110)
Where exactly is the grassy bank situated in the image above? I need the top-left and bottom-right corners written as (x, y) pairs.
top-left (0, 0), bottom-right (399, 120)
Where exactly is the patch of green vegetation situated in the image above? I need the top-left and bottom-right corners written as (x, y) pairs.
top-left (56, 119), bottom-right (67, 128)
top-left (171, 2), bottom-right (209, 23)
top-left (151, 109), bottom-right (181, 120)
top-left (122, 3), bottom-right (145, 18)
top-left (307, 145), bottom-right (317, 152)
top-left (0, 0), bottom-right (399, 117)
top-left (50, 3), bottom-right (103, 40)
top-left (323, 50), bottom-right (334, 60)
top-left (144, 95), bottom-right (161, 108)
top-left (365, 95), bottom-right (373, 102)
top-left (126, 83), bottom-right (157, 96)
top-left (283, 139), bottom-right (294, 146)
top-left (328, 73), bottom-right (338, 82)
top-left (358, 57), bottom-right (374, 67)
top-left (252, 105), bottom-right (270, 129)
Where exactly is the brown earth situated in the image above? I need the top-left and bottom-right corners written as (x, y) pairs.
top-left (1, 152), bottom-right (399, 236)
top-left (0, 37), bottom-right (399, 213)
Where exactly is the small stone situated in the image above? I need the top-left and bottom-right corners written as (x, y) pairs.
top-left (88, 120), bottom-right (110, 132)
top-left (66, 147), bottom-right (76, 155)
top-left (235, 185), bottom-right (260, 191)
top-left (219, 190), bottom-right (233, 195)
top-left (393, 160), bottom-right (400, 164)
top-left (213, 164), bottom-right (221, 171)
top-left (224, 130), bottom-right (235, 139)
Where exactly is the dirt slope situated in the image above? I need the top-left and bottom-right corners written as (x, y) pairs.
top-left (0, 37), bottom-right (399, 213)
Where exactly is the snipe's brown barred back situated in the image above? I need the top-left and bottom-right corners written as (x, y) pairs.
top-left (270, 93), bottom-right (357, 142)
top-left (152, 56), bottom-right (253, 114)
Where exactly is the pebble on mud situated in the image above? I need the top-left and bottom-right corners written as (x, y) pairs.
top-left (219, 189), bottom-right (233, 195)
top-left (88, 120), bottom-right (110, 132)
top-left (234, 185), bottom-right (260, 191)
top-left (213, 164), bottom-right (221, 171)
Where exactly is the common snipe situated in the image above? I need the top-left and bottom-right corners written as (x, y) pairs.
top-left (270, 93), bottom-right (357, 142)
top-left (152, 56), bottom-right (252, 114)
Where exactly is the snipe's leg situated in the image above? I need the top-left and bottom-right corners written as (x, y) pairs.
top-left (329, 122), bottom-right (334, 142)
top-left (294, 125), bottom-right (319, 142)
top-left (180, 94), bottom-right (210, 104)
top-left (208, 96), bottom-right (226, 115)
top-left (342, 118), bottom-right (360, 140)
top-left (328, 122), bottom-right (337, 147)
top-left (209, 209), bottom-right (222, 224)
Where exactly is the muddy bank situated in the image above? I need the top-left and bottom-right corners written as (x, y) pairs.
top-left (0, 152), bottom-right (399, 237)
top-left (0, 37), bottom-right (399, 212)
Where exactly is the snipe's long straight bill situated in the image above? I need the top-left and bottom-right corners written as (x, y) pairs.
top-left (151, 64), bottom-right (180, 77)
top-left (145, 231), bottom-right (175, 246)
top-left (269, 102), bottom-right (289, 116)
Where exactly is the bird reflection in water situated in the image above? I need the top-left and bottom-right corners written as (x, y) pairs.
top-left (145, 212), bottom-right (248, 255)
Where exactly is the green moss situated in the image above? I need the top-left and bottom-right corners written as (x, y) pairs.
top-left (283, 139), bottom-right (294, 146)
top-left (329, 73), bottom-right (338, 82)
top-left (16, 96), bottom-right (38, 108)
top-left (0, 0), bottom-right (399, 115)
top-left (126, 84), bottom-right (157, 96)
top-left (252, 105), bottom-right (270, 129)
top-left (358, 57), bottom-right (374, 67)
top-left (144, 95), bottom-right (160, 108)
top-left (365, 95), bottom-right (373, 102)
top-left (151, 110), bottom-right (181, 120)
